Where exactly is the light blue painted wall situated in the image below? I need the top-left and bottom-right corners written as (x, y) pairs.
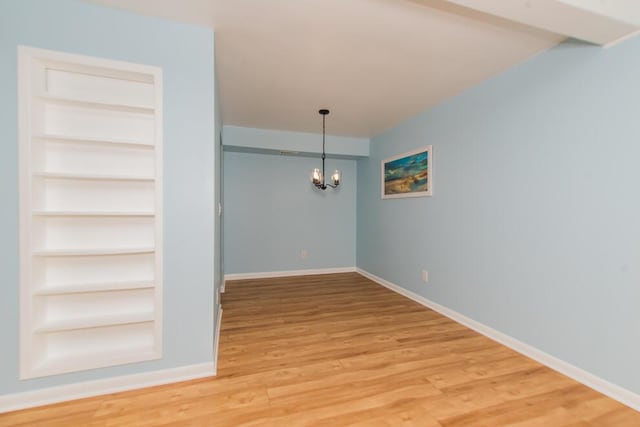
top-left (223, 125), bottom-right (369, 158)
top-left (357, 39), bottom-right (640, 394)
top-left (224, 149), bottom-right (356, 274)
top-left (0, 0), bottom-right (215, 394)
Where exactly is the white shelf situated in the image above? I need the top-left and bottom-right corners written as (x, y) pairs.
top-left (32, 346), bottom-right (159, 379)
top-left (33, 172), bottom-right (155, 182)
top-left (35, 312), bottom-right (154, 333)
top-left (34, 280), bottom-right (155, 296)
top-left (33, 133), bottom-right (154, 149)
top-left (37, 94), bottom-right (155, 114)
top-left (33, 247), bottom-right (155, 257)
top-left (33, 210), bottom-right (155, 217)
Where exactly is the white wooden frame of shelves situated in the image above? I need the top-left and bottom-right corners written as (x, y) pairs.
top-left (18, 46), bottom-right (163, 379)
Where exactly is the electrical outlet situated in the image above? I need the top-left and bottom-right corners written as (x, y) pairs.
top-left (300, 249), bottom-right (309, 259)
top-left (421, 270), bottom-right (429, 283)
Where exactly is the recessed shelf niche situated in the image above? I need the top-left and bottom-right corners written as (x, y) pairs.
top-left (19, 46), bottom-right (163, 379)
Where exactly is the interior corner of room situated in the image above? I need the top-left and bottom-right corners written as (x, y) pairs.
top-left (2, 0), bottom-right (640, 420)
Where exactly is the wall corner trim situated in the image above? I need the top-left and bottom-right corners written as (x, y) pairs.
top-left (356, 268), bottom-right (640, 412)
top-left (0, 362), bottom-right (215, 414)
top-left (224, 267), bottom-right (357, 281)
top-left (212, 304), bottom-right (223, 375)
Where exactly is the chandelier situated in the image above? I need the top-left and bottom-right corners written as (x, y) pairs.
top-left (310, 109), bottom-right (341, 190)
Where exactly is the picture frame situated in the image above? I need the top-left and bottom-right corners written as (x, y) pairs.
top-left (381, 145), bottom-right (432, 199)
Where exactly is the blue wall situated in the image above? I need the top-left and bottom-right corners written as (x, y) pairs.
top-left (223, 125), bottom-right (369, 158)
top-left (357, 39), bottom-right (640, 394)
top-left (224, 149), bottom-right (356, 274)
top-left (0, 0), bottom-right (216, 394)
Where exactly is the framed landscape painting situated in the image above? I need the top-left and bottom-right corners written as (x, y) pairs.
top-left (381, 146), bottom-right (432, 199)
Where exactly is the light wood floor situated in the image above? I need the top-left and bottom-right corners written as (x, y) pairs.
top-left (2, 272), bottom-right (639, 426)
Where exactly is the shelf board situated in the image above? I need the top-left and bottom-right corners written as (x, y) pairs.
top-left (35, 311), bottom-right (154, 334)
top-left (31, 346), bottom-right (159, 379)
top-left (34, 280), bottom-right (155, 296)
top-left (33, 172), bottom-right (155, 182)
top-left (33, 210), bottom-right (155, 217)
top-left (33, 133), bottom-right (154, 149)
top-left (37, 94), bottom-right (155, 114)
top-left (33, 247), bottom-right (155, 257)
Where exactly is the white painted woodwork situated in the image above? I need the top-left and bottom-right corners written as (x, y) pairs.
top-left (18, 46), bottom-right (163, 379)
top-left (0, 362), bottom-right (215, 413)
top-left (358, 268), bottom-right (640, 412)
top-left (440, 0), bottom-right (640, 46)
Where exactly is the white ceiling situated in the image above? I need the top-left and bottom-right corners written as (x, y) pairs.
top-left (83, 0), bottom-right (635, 137)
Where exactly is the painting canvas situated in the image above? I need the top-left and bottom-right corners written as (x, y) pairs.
top-left (381, 146), bottom-right (432, 199)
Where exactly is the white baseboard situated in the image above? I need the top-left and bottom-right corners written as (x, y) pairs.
top-left (212, 304), bottom-right (223, 375)
top-left (356, 268), bottom-right (640, 412)
top-left (224, 266), bottom-right (356, 281)
top-left (0, 362), bottom-right (215, 414)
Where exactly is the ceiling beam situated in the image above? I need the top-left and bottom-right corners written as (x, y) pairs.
top-left (441, 0), bottom-right (640, 46)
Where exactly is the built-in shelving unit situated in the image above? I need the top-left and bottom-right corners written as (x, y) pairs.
top-left (19, 46), bottom-right (163, 379)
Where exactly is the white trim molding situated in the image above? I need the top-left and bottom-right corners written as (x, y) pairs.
top-left (0, 362), bottom-right (215, 414)
top-left (356, 268), bottom-right (640, 412)
top-left (212, 304), bottom-right (223, 375)
top-left (224, 266), bottom-right (356, 281)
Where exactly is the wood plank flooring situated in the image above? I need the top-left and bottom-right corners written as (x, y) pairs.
top-left (1, 272), bottom-right (639, 426)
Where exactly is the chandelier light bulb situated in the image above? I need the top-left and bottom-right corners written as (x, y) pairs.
top-left (311, 168), bottom-right (322, 185)
top-left (331, 170), bottom-right (341, 186)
